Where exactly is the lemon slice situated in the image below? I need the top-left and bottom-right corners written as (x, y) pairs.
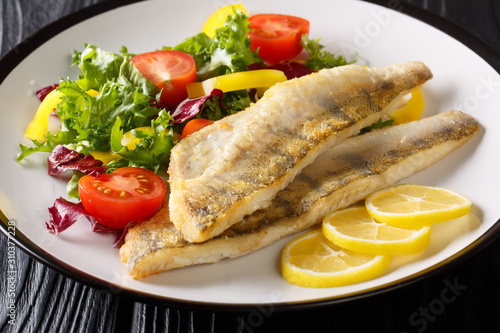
top-left (387, 89), bottom-right (424, 125)
top-left (281, 229), bottom-right (391, 288)
top-left (365, 184), bottom-right (472, 229)
top-left (202, 3), bottom-right (248, 38)
top-left (322, 206), bottom-right (431, 255)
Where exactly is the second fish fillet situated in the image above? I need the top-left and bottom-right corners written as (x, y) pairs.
top-left (168, 61), bottom-right (433, 242)
top-left (120, 110), bottom-right (479, 278)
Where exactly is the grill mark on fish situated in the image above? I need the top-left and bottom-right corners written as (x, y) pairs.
top-left (120, 110), bottom-right (480, 278)
top-left (169, 62), bottom-right (433, 243)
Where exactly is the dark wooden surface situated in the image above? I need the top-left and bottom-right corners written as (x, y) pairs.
top-left (1, 1), bottom-right (499, 332)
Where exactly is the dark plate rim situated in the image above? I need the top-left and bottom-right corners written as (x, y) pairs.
top-left (1, 0), bottom-right (499, 312)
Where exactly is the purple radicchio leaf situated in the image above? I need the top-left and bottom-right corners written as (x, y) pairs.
top-left (247, 61), bottom-right (315, 80)
top-left (46, 197), bottom-right (134, 248)
top-left (46, 197), bottom-right (97, 234)
top-left (171, 89), bottom-right (224, 123)
top-left (87, 218), bottom-right (135, 248)
top-left (47, 145), bottom-right (106, 177)
top-left (36, 83), bottom-right (59, 102)
top-left (111, 222), bottom-right (136, 248)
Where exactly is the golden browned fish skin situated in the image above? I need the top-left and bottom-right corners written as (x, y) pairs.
top-left (168, 62), bottom-right (433, 243)
top-left (120, 110), bottom-right (479, 278)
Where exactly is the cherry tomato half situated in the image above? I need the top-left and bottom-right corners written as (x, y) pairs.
top-left (131, 50), bottom-right (197, 106)
top-left (182, 118), bottom-right (214, 139)
top-left (248, 14), bottom-right (310, 65)
top-left (78, 167), bottom-right (166, 229)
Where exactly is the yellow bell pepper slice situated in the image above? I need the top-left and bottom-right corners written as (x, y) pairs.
top-left (202, 3), bottom-right (248, 38)
top-left (85, 89), bottom-right (100, 97)
top-left (24, 90), bottom-right (63, 141)
top-left (186, 69), bottom-right (287, 99)
top-left (88, 150), bottom-right (119, 165)
top-left (24, 88), bottom-right (100, 142)
top-left (387, 89), bottom-right (425, 125)
top-left (121, 126), bottom-right (153, 149)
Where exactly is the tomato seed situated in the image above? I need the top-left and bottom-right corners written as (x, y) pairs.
top-left (136, 188), bottom-right (150, 194)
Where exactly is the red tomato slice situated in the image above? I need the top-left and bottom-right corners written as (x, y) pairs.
top-left (182, 118), bottom-right (213, 138)
top-left (248, 14), bottom-right (310, 65)
top-left (131, 50), bottom-right (197, 106)
top-left (78, 167), bottom-right (166, 229)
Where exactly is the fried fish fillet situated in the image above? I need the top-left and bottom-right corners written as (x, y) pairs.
top-left (168, 61), bottom-right (433, 243)
top-left (120, 110), bottom-right (479, 278)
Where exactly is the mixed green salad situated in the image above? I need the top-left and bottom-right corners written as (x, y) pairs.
top-left (16, 7), bottom-right (358, 242)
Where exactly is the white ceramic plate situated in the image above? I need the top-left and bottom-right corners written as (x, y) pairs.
top-left (1, 0), bottom-right (499, 309)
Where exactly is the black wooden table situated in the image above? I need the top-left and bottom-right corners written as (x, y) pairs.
top-left (1, 1), bottom-right (499, 332)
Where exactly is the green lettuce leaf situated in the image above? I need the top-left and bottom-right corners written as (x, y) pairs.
top-left (199, 89), bottom-right (253, 121)
top-left (359, 118), bottom-right (394, 135)
top-left (67, 171), bottom-right (84, 199)
top-left (55, 79), bottom-right (161, 152)
top-left (109, 110), bottom-right (175, 173)
top-left (17, 52), bottom-right (164, 162)
top-left (171, 11), bottom-right (262, 81)
top-left (301, 35), bottom-right (355, 70)
top-left (73, 44), bottom-right (158, 95)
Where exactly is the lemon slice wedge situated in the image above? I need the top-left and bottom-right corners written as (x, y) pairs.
top-left (365, 184), bottom-right (472, 229)
top-left (322, 206), bottom-right (431, 255)
top-left (281, 229), bottom-right (391, 288)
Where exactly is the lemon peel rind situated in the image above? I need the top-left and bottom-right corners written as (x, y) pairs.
top-left (365, 184), bottom-right (472, 229)
top-left (281, 254), bottom-right (391, 288)
top-left (366, 206), bottom-right (471, 229)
